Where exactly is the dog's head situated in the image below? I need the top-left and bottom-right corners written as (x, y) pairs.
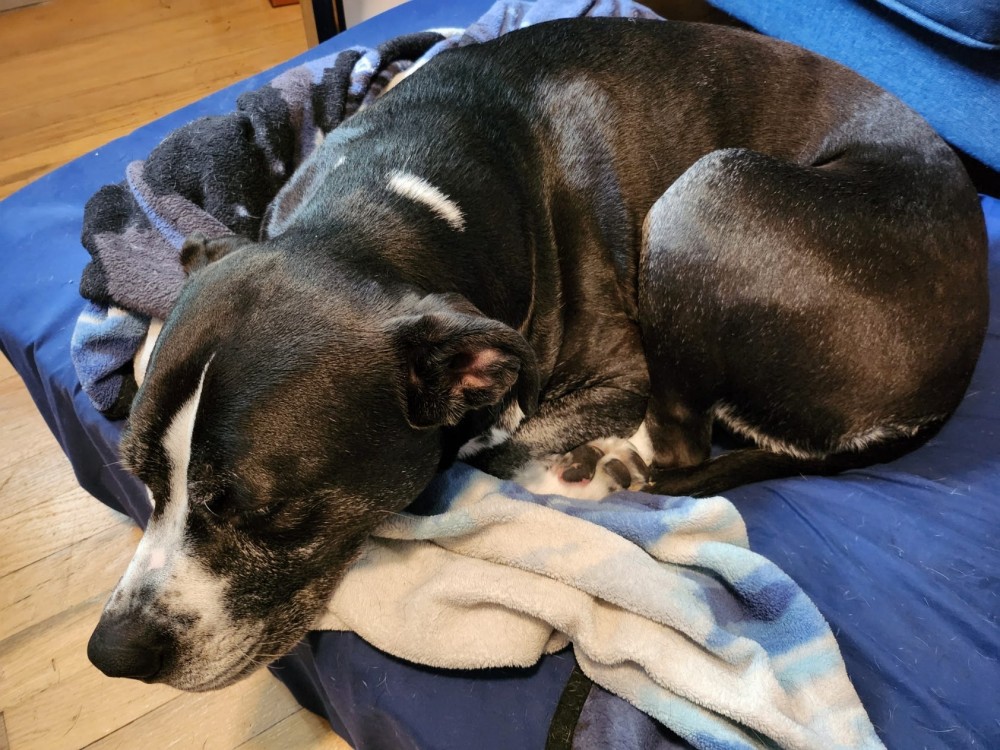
top-left (88, 233), bottom-right (537, 690)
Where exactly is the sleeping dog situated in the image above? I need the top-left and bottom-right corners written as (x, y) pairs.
top-left (88, 18), bottom-right (988, 689)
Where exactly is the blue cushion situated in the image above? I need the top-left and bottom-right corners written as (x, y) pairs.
top-left (2, 3), bottom-right (998, 748)
top-left (710, 0), bottom-right (1000, 174)
top-left (873, 0), bottom-right (1000, 49)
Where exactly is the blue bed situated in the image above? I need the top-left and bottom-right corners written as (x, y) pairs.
top-left (1, 1), bottom-right (997, 747)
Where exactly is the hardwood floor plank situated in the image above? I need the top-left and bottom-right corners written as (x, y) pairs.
top-left (83, 673), bottom-right (302, 750)
top-left (0, 447), bottom-right (104, 524)
top-left (236, 709), bottom-right (351, 749)
top-left (0, 0), bottom-right (305, 198)
top-left (0, 485), bottom-right (123, 576)
top-left (0, 597), bottom-right (110, 711)
top-left (0, 0), bottom-right (297, 60)
top-left (0, 373), bottom-right (61, 469)
top-left (0, 522), bottom-right (138, 642)
top-left (0, 1), bottom-right (356, 747)
top-left (4, 657), bottom-right (179, 750)
top-left (0, 29), bottom-right (304, 125)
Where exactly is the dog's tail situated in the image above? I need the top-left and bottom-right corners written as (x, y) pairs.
top-left (646, 431), bottom-right (938, 498)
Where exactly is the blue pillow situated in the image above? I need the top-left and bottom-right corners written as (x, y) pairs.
top-left (710, 0), bottom-right (1000, 174)
top-left (873, 0), bottom-right (999, 49)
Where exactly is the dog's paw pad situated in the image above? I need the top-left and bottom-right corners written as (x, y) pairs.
top-left (585, 438), bottom-right (649, 492)
top-left (554, 444), bottom-right (604, 483)
top-left (601, 457), bottom-right (635, 489)
top-left (515, 438), bottom-right (649, 501)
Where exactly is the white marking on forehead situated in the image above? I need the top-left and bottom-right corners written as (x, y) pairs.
top-left (133, 318), bottom-right (164, 387)
top-left (111, 358), bottom-right (213, 598)
top-left (162, 357), bottom-right (212, 507)
top-left (104, 356), bottom-right (264, 685)
top-left (388, 170), bottom-right (466, 231)
top-left (155, 354), bottom-right (214, 548)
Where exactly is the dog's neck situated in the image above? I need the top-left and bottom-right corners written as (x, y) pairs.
top-left (274, 171), bottom-right (545, 333)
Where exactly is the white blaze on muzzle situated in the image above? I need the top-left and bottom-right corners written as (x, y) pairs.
top-left (108, 358), bottom-right (226, 622)
top-left (99, 353), bottom-right (274, 690)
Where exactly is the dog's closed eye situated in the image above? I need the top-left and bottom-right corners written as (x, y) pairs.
top-left (195, 482), bottom-right (277, 523)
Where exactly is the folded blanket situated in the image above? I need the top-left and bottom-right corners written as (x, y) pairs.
top-left (321, 464), bottom-right (884, 750)
top-left (71, 1), bottom-right (885, 747)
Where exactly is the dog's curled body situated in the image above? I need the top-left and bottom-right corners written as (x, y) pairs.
top-left (88, 19), bottom-right (988, 689)
top-left (267, 18), bottom-right (987, 493)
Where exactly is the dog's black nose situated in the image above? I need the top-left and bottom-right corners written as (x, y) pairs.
top-left (87, 614), bottom-right (173, 681)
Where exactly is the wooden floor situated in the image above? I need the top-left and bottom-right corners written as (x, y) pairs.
top-left (0, 1), bottom-right (349, 747)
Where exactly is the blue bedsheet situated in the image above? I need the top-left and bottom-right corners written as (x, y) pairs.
top-left (0, 1), bottom-right (997, 747)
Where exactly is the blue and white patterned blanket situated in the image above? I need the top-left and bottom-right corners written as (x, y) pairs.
top-left (71, 1), bottom-right (885, 747)
top-left (322, 464), bottom-right (884, 750)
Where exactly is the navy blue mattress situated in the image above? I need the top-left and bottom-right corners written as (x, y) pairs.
top-left (1, 1), bottom-right (997, 747)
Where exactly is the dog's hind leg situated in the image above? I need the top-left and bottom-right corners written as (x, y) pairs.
top-left (632, 153), bottom-right (735, 480)
top-left (647, 428), bottom-right (939, 498)
top-left (634, 145), bottom-right (983, 496)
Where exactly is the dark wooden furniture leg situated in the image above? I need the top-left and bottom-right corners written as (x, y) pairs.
top-left (302, 0), bottom-right (347, 46)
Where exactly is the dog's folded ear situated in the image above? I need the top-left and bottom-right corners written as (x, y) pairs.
top-left (180, 232), bottom-right (251, 275)
top-left (393, 302), bottom-right (539, 429)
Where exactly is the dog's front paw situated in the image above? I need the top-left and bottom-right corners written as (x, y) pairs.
top-left (514, 438), bottom-right (649, 501)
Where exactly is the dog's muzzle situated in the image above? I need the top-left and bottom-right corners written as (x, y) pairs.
top-left (87, 611), bottom-right (177, 682)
